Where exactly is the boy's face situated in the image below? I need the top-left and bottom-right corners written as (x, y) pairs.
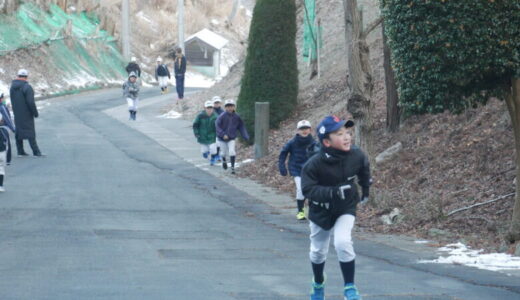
top-left (205, 107), bottom-right (214, 115)
top-left (214, 102), bottom-right (221, 108)
top-left (323, 127), bottom-right (352, 152)
top-left (225, 105), bottom-right (235, 113)
top-left (298, 127), bottom-right (311, 137)
top-left (129, 77), bottom-right (137, 83)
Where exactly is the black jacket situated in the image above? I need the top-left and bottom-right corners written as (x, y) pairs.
top-left (155, 64), bottom-right (171, 79)
top-left (302, 145), bottom-right (371, 230)
top-left (125, 62), bottom-right (141, 77)
top-left (10, 79), bottom-right (38, 139)
top-left (174, 56), bottom-right (187, 76)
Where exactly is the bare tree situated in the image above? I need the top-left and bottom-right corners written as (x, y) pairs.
top-left (382, 22), bottom-right (400, 132)
top-left (343, 0), bottom-right (381, 161)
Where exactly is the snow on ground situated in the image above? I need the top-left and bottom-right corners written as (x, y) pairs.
top-left (414, 240), bottom-right (429, 244)
top-left (0, 80), bottom-right (8, 95)
top-left (157, 110), bottom-right (182, 119)
top-left (0, 68), bottom-right (5, 74)
top-left (184, 72), bottom-right (215, 88)
top-left (419, 243), bottom-right (520, 272)
top-left (220, 48), bottom-right (239, 78)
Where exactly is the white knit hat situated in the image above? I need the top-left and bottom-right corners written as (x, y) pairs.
top-left (297, 120), bottom-right (312, 129)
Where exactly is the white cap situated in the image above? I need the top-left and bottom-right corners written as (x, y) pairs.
top-left (204, 101), bottom-right (214, 108)
top-left (212, 96), bottom-right (222, 103)
top-left (128, 72), bottom-right (137, 78)
top-left (156, 56), bottom-right (162, 62)
top-left (297, 120), bottom-right (312, 129)
top-left (224, 99), bottom-right (235, 106)
top-left (17, 69), bottom-right (29, 77)
top-left (131, 56), bottom-right (137, 62)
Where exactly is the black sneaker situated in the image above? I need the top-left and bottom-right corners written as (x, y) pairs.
top-left (34, 152), bottom-right (46, 157)
top-left (231, 168), bottom-right (235, 175)
top-left (222, 162), bottom-right (228, 170)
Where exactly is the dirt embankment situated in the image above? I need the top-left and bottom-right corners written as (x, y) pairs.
top-left (180, 0), bottom-right (519, 253)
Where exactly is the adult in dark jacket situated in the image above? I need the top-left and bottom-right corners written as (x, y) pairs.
top-left (301, 115), bottom-right (371, 300)
top-left (215, 99), bottom-right (249, 174)
top-left (0, 93), bottom-right (15, 164)
top-left (278, 120), bottom-right (317, 220)
top-left (125, 57), bottom-right (141, 77)
top-left (10, 69), bottom-right (42, 157)
top-left (174, 47), bottom-right (187, 100)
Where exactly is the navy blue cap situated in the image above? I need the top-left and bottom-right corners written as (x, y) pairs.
top-left (317, 115), bottom-right (355, 141)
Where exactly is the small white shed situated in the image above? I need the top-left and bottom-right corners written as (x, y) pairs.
top-left (185, 29), bottom-right (229, 78)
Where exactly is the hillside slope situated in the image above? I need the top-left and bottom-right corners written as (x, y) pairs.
top-left (181, 0), bottom-right (517, 253)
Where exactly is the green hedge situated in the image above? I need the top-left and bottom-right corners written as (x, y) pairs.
top-left (381, 0), bottom-right (520, 114)
top-left (237, 0), bottom-right (298, 139)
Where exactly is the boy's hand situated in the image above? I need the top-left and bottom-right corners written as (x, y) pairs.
top-left (337, 184), bottom-right (351, 200)
top-left (279, 167), bottom-right (288, 176)
top-left (223, 135), bottom-right (229, 140)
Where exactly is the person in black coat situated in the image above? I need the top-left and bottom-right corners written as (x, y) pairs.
top-left (301, 115), bottom-right (371, 300)
top-left (173, 47), bottom-right (187, 100)
top-left (278, 120), bottom-right (317, 220)
top-left (10, 69), bottom-right (43, 157)
top-left (125, 57), bottom-right (141, 77)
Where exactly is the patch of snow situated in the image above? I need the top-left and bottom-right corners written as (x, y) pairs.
top-left (36, 100), bottom-right (51, 111)
top-left (137, 11), bottom-right (158, 32)
top-left (211, 19), bottom-right (220, 25)
top-left (0, 68), bottom-right (5, 74)
top-left (63, 71), bottom-right (100, 88)
top-left (183, 72), bottom-right (215, 88)
top-left (415, 240), bottom-right (429, 244)
top-left (0, 80), bottom-right (8, 94)
top-left (157, 110), bottom-right (182, 119)
top-left (150, 44), bottom-right (155, 50)
top-left (244, 7), bottom-right (253, 18)
top-left (419, 243), bottom-right (520, 272)
top-left (220, 47), bottom-right (239, 78)
top-left (241, 159), bottom-right (255, 164)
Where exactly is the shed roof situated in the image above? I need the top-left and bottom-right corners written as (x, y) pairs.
top-left (185, 29), bottom-right (228, 51)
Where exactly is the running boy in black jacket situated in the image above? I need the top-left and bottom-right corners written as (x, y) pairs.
top-left (302, 115), bottom-right (371, 300)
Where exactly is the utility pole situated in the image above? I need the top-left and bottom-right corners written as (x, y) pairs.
top-left (178, 0), bottom-right (184, 52)
top-left (121, 0), bottom-right (130, 60)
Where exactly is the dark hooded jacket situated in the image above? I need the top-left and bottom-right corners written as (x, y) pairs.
top-left (278, 134), bottom-right (317, 177)
top-left (10, 79), bottom-right (38, 139)
top-left (125, 62), bottom-right (141, 77)
top-left (215, 111), bottom-right (249, 141)
top-left (302, 145), bottom-right (371, 230)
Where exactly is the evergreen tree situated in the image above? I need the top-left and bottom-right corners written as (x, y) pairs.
top-left (237, 0), bottom-right (298, 140)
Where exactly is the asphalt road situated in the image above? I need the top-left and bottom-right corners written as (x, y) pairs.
top-left (0, 88), bottom-right (519, 299)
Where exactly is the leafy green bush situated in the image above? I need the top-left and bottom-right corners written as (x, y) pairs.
top-left (237, 0), bottom-right (298, 139)
top-left (381, 0), bottom-right (520, 114)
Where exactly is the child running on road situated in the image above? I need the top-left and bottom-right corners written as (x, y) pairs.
top-left (155, 57), bottom-right (170, 94)
top-left (123, 72), bottom-right (140, 121)
top-left (302, 115), bottom-right (372, 300)
top-left (212, 96), bottom-right (224, 162)
top-left (278, 120), bottom-right (317, 220)
top-left (193, 101), bottom-right (219, 166)
top-left (215, 99), bottom-right (249, 174)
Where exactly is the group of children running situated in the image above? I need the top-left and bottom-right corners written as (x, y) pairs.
top-left (122, 63), bottom-right (371, 299)
top-left (192, 96), bottom-right (249, 175)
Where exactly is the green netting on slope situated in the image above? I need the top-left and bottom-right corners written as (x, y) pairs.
top-left (302, 0), bottom-right (322, 61)
top-left (0, 3), bottom-right (125, 81)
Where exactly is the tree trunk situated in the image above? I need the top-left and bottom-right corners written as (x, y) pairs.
top-left (343, 0), bottom-right (375, 162)
top-left (506, 78), bottom-right (520, 243)
top-left (382, 22), bottom-right (400, 132)
top-left (228, 0), bottom-right (240, 24)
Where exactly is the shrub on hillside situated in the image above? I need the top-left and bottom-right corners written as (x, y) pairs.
top-left (237, 0), bottom-right (298, 140)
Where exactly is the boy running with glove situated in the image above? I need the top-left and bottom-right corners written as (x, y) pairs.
top-left (302, 115), bottom-right (372, 300)
top-left (278, 120), bottom-right (317, 220)
top-left (193, 101), bottom-right (219, 165)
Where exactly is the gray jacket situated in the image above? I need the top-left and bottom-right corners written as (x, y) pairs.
top-left (123, 80), bottom-right (140, 100)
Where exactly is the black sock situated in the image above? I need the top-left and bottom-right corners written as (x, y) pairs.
top-left (217, 147), bottom-right (220, 156)
top-left (340, 260), bottom-right (355, 285)
top-left (312, 262), bottom-right (325, 284)
top-left (230, 156), bottom-right (236, 168)
top-left (222, 157), bottom-right (227, 163)
top-left (0, 175), bottom-right (3, 186)
top-left (297, 199), bottom-right (305, 212)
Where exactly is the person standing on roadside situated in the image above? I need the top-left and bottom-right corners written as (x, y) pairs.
top-left (155, 57), bottom-right (170, 94)
top-left (10, 69), bottom-right (43, 157)
top-left (125, 56), bottom-right (141, 77)
top-left (0, 93), bottom-right (15, 164)
top-left (173, 47), bottom-right (187, 100)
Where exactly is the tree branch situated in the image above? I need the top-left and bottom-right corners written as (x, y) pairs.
top-left (446, 193), bottom-right (515, 217)
top-left (361, 16), bottom-right (383, 39)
